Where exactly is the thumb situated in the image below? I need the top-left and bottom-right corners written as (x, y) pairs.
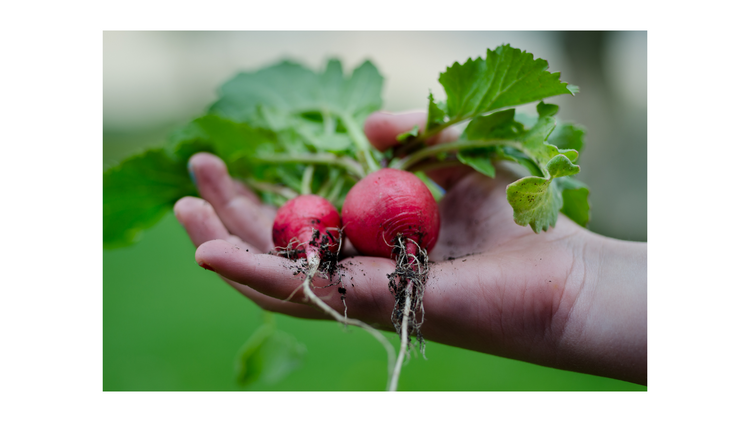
top-left (363, 111), bottom-right (472, 190)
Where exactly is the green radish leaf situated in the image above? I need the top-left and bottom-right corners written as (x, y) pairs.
top-left (172, 137), bottom-right (216, 163)
top-left (536, 101), bottom-right (559, 117)
top-left (168, 115), bottom-right (298, 189)
top-left (234, 323), bottom-right (274, 386)
top-left (520, 116), bottom-right (557, 157)
top-left (396, 125), bottom-right (420, 142)
top-left (506, 176), bottom-right (562, 233)
top-left (546, 154), bottom-right (580, 178)
top-left (503, 117), bottom-right (585, 232)
top-left (235, 322), bottom-right (307, 387)
top-left (103, 148), bottom-right (197, 248)
top-left (513, 111), bottom-right (538, 128)
top-left (456, 149), bottom-right (496, 178)
top-left (438, 45), bottom-right (576, 124)
top-left (556, 176), bottom-right (591, 227)
top-left (256, 330), bottom-right (307, 384)
top-left (500, 146), bottom-right (543, 177)
top-left (339, 60), bottom-right (384, 119)
top-left (548, 122), bottom-right (586, 157)
top-left (250, 104), bottom-right (290, 132)
top-left (210, 59), bottom-right (383, 131)
top-left (519, 117), bottom-right (579, 176)
top-left (432, 99), bottom-right (586, 232)
top-left (558, 149), bottom-right (579, 163)
top-left (300, 131), bottom-right (353, 152)
top-left (426, 92), bottom-right (447, 131)
top-left (209, 60), bottom-right (317, 120)
top-left (463, 108), bottom-right (525, 141)
top-left (170, 115), bottom-right (280, 165)
top-left (507, 110), bottom-right (586, 160)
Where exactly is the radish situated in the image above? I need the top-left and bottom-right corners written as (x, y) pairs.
top-left (272, 194), bottom-right (343, 264)
top-left (271, 194), bottom-right (395, 385)
top-left (341, 168), bottom-right (440, 391)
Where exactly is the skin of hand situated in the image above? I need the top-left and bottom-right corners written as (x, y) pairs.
top-left (173, 111), bottom-right (647, 386)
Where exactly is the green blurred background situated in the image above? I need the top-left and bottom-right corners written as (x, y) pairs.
top-left (103, 31), bottom-right (647, 391)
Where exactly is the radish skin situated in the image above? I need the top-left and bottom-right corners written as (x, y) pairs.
top-left (273, 194), bottom-right (342, 260)
top-left (342, 168), bottom-right (440, 258)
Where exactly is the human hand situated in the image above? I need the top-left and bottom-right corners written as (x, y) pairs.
top-left (173, 111), bottom-right (647, 385)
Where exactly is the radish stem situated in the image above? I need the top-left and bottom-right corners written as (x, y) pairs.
top-left (254, 152), bottom-right (366, 179)
top-left (392, 139), bottom-right (519, 171)
top-left (245, 179), bottom-right (298, 200)
top-left (338, 113), bottom-right (380, 174)
top-left (301, 165), bottom-right (314, 195)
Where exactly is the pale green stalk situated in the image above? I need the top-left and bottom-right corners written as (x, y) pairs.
top-left (391, 139), bottom-right (523, 171)
top-left (301, 165), bottom-right (314, 195)
top-left (253, 152), bottom-right (365, 180)
top-left (338, 113), bottom-right (380, 174)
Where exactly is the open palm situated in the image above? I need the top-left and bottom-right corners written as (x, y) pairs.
top-left (174, 111), bottom-right (646, 385)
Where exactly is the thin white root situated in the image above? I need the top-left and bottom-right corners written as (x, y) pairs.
top-left (282, 282), bottom-right (305, 302)
top-left (302, 254), bottom-right (396, 389)
top-left (388, 280), bottom-right (412, 392)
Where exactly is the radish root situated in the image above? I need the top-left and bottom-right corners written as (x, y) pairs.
top-left (276, 228), bottom-right (397, 389)
top-left (387, 235), bottom-right (429, 391)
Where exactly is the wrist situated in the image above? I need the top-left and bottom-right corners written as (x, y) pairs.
top-left (556, 231), bottom-right (648, 385)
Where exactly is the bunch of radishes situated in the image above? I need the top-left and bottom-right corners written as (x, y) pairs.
top-left (271, 168), bottom-right (439, 391)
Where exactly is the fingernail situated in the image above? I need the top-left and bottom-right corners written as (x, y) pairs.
top-left (198, 261), bottom-right (215, 272)
top-left (174, 209), bottom-right (184, 226)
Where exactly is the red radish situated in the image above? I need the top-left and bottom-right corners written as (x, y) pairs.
top-left (271, 193), bottom-right (396, 386)
top-left (342, 168), bottom-right (439, 258)
top-left (341, 168), bottom-right (440, 391)
top-left (272, 194), bottom-right (342, 262)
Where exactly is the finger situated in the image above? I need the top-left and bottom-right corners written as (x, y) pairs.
top-left (223, 277), bottom-right (329, 320)
top-left (175, 197), bottom-right (326, 317)
top-left (195, 239), bottom-right (396, 329)
top-left (364, 110), bottom-right (461, 150)
top-left (340, 238), bottom-right (359, 258)
top-left (364, 111), bottom-right (427, 152)
top-left (174, 196), bottom-right (253, 250)
top-left (363, 111), bottom-right (472, 190)
top-left (188, 152), bottom-right (275, 252)
top-left (231, 179), bottom-right (277, 221)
